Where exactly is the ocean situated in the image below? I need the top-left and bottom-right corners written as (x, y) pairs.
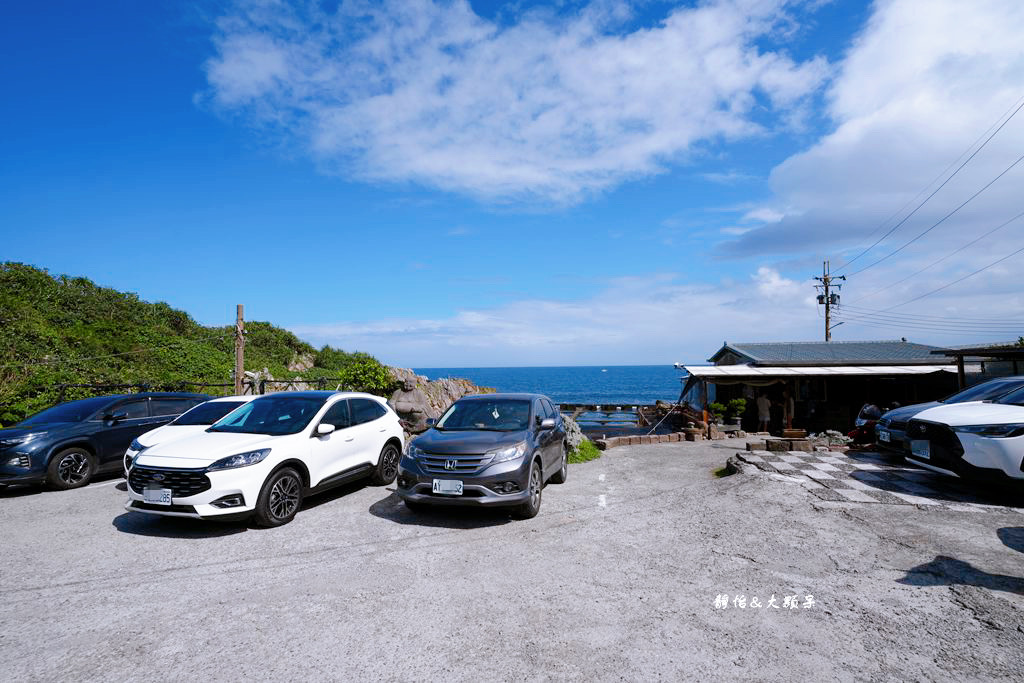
top-left (412, 365), bottom-right (684, 406)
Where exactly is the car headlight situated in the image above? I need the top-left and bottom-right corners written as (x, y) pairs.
top-left (405, 443), bottom-right (426, 459)
top-left (206, 449), bottom-right (272, 472)
top-left (129, 438), bottom-right (146, 453)
top-left (487, 442), bottom-right (527, 465)
top-left (0, 435), bottom-right (35, 450)
top-left (952, 424), bottom-right (1024, 438)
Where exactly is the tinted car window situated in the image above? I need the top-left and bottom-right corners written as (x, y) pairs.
top-left (321, 400), bottom-right (352, 429)
top-left (541, 398), bottom-right (557, 420)
top-left (209, 397), bottom-right (326, 435)
top-left (150, 398), bottom-right (192, 417)
top-left (172, 401), bottom-right (247, 426)
top-left (437, 399), bottom-right (531, 431)
top-left (114, 400), bottom-right (149, 419)
top-left (350, 398), bottom-right (387, 425)
top-left (946, 377), bottom-right (1024, 403)
top-left (18, 396), bottom-right (114, 426)
top-left (996, 386), bottom-right (1024, 406)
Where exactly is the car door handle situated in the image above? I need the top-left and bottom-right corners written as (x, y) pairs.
top-left (345, 437), bottom-right (355, 442)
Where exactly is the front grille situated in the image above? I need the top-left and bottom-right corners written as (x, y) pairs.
top-left (421, 453), bottom-right (491, 475)
top-left (889, 420), bottom-right (908, 431)
top-left (906, 420), bottom-right (964, 468)
top-left (130, 502), bottom-right (198, 514)
top-left (129, 466), bottom-right (211, 498)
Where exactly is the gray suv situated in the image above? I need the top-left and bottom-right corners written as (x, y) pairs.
top-left (396, 393), bottom-right (568, 518)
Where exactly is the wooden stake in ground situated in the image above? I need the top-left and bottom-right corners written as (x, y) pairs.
top-left (234, 304), bottom-right (245, 394)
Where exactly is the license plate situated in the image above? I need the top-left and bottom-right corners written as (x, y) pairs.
top-left (878, 430), bottom-right (890, 443)
top-left (910, 440), bottom-right (930, 460)
top-left (144, 487), bottom-right (173, 505)
top-left (432, 479), bottom-right (463, 495)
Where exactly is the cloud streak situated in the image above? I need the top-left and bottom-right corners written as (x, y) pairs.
top-left (203, 0), bottom-right (828, 203)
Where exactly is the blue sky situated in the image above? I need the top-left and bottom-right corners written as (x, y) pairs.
top-left (3, 1), bottom-right (1024, 367)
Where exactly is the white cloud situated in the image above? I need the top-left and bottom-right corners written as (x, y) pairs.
top-left (290, 268), bottom-right (823, 366)
top-left (202, 0), bottom-right (828, 202)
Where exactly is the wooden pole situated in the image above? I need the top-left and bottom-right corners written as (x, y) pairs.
top-left (234, 304), bottom-right (245, 394)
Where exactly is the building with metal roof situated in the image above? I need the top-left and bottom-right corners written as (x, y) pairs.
top-left (708, 340), bottom-right (944, 366)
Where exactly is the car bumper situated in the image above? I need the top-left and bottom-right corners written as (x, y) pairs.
top-left (875, 427), bottom-right (908, 453)
top-left (125, 463), bottom-right (271, 519)
top-left (0, 467), bottom-right (46, 486)
top-left (395, 454), bottom-right (532, 507)
top-left (905, 422), bottom-right (1024, 482)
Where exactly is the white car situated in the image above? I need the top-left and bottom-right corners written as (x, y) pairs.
top-left (123, 395), bottom-right (256, 476)
top-left (125, 391), bottom-right (404, 526)
top-left (905, 390), bottom-right (1024, 482)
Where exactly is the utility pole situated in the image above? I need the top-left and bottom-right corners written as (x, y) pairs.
top-left (814, 261), bottom-right (845, 341)
top-left (234, 304), bottom-right (245, 394)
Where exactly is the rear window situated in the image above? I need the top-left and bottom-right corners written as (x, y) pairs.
top-left (150, 398), bottom-right (194, 417)
top-left (351, 398), bottom-right (387, 425)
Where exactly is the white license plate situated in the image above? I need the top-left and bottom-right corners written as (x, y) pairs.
top-left (910, 440), bottom-right (930, 460)
top-left (878, 430), bottom-right (890, 443)
top-left (144, 487), bottom-right (173, 505)
top-left (432, 479), bottom-right (464, 495)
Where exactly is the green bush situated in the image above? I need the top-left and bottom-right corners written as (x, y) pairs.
top-left (726, 398), bottom-right (747, 419)
top-left (569, 438), bottom-right (602, 464)
top-left (709, 402), bottom-right (726, 422)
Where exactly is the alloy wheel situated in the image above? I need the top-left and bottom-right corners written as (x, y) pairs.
top-left (381, 446), bottom-right (399, 480)
top-left (269, 474), bottom-right (301, 520)
top-left (529, 464), bottom-right (541, 508)
top-left (57, 452), bottom-right (90, 486)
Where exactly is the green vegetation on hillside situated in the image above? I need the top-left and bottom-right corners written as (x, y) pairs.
top-left (0, 263), bottom-right (396, 425)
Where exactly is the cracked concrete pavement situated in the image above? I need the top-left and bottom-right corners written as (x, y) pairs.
top-left (1, 439), bottom-right (1022, 681)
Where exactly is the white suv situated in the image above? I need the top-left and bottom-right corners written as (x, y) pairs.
top-left (125, 391), bottom-right (404, 526)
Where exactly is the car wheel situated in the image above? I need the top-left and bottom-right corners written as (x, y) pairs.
top-left (513, 460), bottom-right (543, 520)
top-left (46, 447), bottom-right (95, 490)
top-left (254, 467), bottom-right (304, 527)
top-left (370, 442), bottom-right (401, 485)
top-left (549, 442), bottom-right (568, 484)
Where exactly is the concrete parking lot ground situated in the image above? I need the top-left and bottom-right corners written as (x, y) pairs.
top-left (1, 440), bottom-right (1023, 681)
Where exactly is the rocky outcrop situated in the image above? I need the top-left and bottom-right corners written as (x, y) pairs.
top-left (387, 367), bottom-right (494, 419)
top-left (287, 353), bottom-right (315, 373)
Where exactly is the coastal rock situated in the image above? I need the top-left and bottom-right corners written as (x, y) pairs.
top-left (387, 367), bottom-right (494, 419)
top-left (288, 353), bottom-right (315, 373)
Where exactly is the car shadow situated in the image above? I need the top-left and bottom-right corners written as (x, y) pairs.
top-left (369, 491), bottom-right (514, 529)
top-left (997, 527), bottom-right (1024, 554)
top-left (0, 472), bottom-right (127, 498)
top-left (300, 479), bottom-right (372, 511)
top-left (111, 512), bottom-right (248, 538)
top-left (898, 555), bottom-right (1024, 596)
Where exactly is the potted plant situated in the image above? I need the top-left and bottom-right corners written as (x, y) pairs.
top-left (726, 398), bottom-right (747, 426)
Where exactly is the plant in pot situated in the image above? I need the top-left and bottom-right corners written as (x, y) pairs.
top-left (726, 398), bottom-right (747, 427)
top-left (709, 402), bottom-right (727, 424)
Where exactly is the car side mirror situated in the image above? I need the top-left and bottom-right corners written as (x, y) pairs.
top-left (425, 418), bottom-right (437, 427)
top-left (315, 423), bottom-right (336, 437)
top-left (105, 412), bottom-right (127, 423)
top-left (539, 418), bottom-right (556, 430)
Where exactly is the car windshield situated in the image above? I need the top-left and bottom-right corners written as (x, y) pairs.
top-left (172, 400), bottom-right (247, 426)
top-left (436, 399), bottom-right (531, 431)
top-left (995, 385), bottom-right (1024, 407)
top-left (942, 377), bottom-right (1024, 404)
top-left (208, 397), bottom-right (326, 435)
top-left (18, 396), bottom-right (114, 426)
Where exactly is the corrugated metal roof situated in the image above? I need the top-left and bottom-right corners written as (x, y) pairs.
top-left (708, 340), bottom-right (944, 366)
top-left (683, 364), bottom-right (957, 378)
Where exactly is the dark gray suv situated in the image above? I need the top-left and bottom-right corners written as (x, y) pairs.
top-left (396, 393), bottom-right (568, 518)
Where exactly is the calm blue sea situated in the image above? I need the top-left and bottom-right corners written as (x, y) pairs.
top-left (412, 365), bottom-right (684, 405)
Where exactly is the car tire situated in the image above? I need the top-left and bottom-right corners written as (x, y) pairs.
top-left (549, 442), bottom-right (568, 484)
top-left (46, 447), bottom-right (96, 490)
top-left (370, 442), bottom-right (401, 486)
top-left (513, 460), bottom-right (543, 520)
top-left (254, 467), bottom-right (304, 527)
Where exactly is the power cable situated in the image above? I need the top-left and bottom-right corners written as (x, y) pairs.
top-left (833, 94), bottom-right (1024, 272)
top-left (841, 152), bottom-right (1024, 278)
top-left (838, 304), bottom-right (1024, 326)
top-left (845, 209), bottom-right (1024, 305)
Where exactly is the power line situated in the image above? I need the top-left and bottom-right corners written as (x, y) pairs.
top-left (831, 316), bottom-right (1016, 336)
top-left (846, 209), bottom-right (1024, 305)
top-left (836, 309), bottom-right (1024, 329)
top-left (839, 303), bottom-right (1024, 324)
top-left (834, 313), bottom-right (1023, 333)
top-left (876, 243), bottom-right (1024, 311)
top-left (833, 94), bottom-right (1024, 272)
top-left (841, 152), bottom-right (1024, 277)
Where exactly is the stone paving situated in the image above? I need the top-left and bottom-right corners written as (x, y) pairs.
top-left (737, 448), bottom-right (1024, 514)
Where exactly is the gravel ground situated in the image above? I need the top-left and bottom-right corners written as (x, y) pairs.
top-left (1, 440), bottom-right (1022, 681)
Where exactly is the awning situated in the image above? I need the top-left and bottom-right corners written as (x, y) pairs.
top-left (682, 364), bottom-right (957, 379)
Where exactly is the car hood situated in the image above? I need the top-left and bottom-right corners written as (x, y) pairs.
top-left (412, 428), bottom-right (528, 455)
top-left (0, 426), bottom-right (45, 441)
top-left (912, 402), bottom-right (1024, 427)
top-left (135, 430), bottom-right (282, 467)
top-left (135, 424), bottom-right (210, 449)
top-left (880, 402), bottom-right (941, 422)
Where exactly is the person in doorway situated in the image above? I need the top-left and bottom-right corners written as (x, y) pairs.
top-left (783, 388), bottom-right (795, 430)
top-left (757, 393), bottom-right (771, 433)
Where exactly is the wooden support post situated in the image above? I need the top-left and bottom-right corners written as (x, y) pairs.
top-left (234, 304), bottom-right (245, 395)
top-left (956, 356), bottom-right (965, 390)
